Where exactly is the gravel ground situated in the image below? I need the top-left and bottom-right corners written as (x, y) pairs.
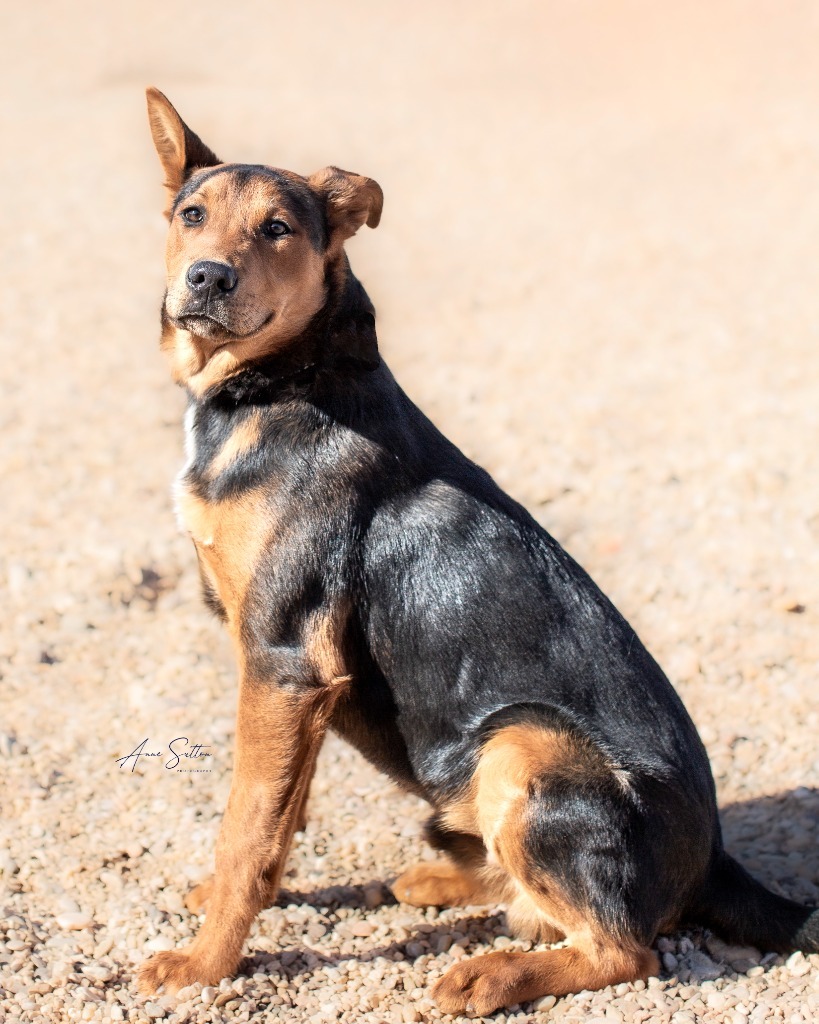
top-left (2, 2), bottom-right (819, 1022)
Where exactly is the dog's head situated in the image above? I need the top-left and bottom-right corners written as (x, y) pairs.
top-left (146, 88), bottom-right (382, 393)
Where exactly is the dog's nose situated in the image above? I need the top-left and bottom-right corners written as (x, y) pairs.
top-left (186, 260), bottom-right (238, 294)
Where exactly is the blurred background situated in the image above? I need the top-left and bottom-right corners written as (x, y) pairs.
top-left (2, 1), bottom-right (819, 1019)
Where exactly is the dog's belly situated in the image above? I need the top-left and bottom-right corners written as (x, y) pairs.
top-left (329, 689), bottom-right (423, 796)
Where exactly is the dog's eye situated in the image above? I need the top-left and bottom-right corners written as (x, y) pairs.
top-left (262, 219), bottom-right (291, 238)
top-left (182, 207), bottom-right (205, 224)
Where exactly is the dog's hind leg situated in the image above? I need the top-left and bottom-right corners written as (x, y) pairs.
top-left (139, 669), bottom-right (347, 994)
top-left (393, 812), bottom-right (565, 943)
top-left (431, 722), bottom-right (660, 1015)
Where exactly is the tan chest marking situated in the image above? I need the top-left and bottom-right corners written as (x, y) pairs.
top-left (207, 410), bottom-right (264, 479)
top-left (176, 485), bottom-right (272, 627)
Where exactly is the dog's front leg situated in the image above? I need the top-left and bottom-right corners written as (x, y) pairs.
top-left (139, 671), bottom-right (343, 994)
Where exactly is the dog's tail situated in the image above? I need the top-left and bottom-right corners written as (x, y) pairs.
top-left (698, 852), bottom-right (819, 952)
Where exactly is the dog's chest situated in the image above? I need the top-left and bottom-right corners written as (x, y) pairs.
top-left (174, 407), bottom-right (272, 622)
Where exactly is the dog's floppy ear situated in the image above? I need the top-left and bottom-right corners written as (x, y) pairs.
top-left (309, 166), bottom-right (383, 242)
top-left (146, 87), bottom-right (220, 213)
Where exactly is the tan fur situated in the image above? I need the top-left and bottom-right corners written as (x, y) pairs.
top-left (175, 485), bottom-right (272, 629)
top-left (309, 165), bottom-right (383, 243)
top-left (438, 724), bottom-right (610, 853)
top-left (139, 668), bottom-right (351, 994)
top-left (396, 724), bottom-right (658, 1013)
top-left (145, 87), bottom-right (220, 213)
top-left (207, 410), bottom-right (263, 478)
top-left (161, 171), bottom-right (328, 395)
top-left (433, 943), bottom-right (659, 1016)
top-left (392, 860), bottom-right (510, 909)
top-left (184, 714), bottom-right (313, 919)
top-left (294, 778), bottom-right (311, 834)
top-left (147, 89), bottom-right (382, 397)
top-left (438, 791), bottom-right (479, 836)
top-left (304, 604), bottom-right (353, 686)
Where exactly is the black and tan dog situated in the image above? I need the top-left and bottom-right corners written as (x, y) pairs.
top-left (139, 89), bottom-right (819, 1014)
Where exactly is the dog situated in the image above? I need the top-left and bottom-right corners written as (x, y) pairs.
top-left (138, 88), bottom-right (819, 1014)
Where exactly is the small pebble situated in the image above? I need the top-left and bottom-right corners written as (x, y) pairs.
top-left (349, 920), bottom-right (376, 937)
top-left (0, 852), bottom-right (18, 875)
top-left (786, 952), bottom-right (812, 977)
top-left (55, 911), bottom-right (93, 931)
top-left (683, 950), bottom-right (723, 981)
top-left (82, 963), bottom-right (113, 982)
top-left (533, 994), bottom-right (557, 1011)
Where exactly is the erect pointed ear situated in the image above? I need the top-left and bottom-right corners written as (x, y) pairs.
top-left (309, 166), bottom-right (383, 242)
top-left (146, 87), bottom-right (220, 213)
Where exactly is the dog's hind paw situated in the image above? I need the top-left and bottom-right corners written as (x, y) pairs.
top-left (392, 861), bottom-right (480, 908)
top-left (138, 948), bottom-right (222, 994)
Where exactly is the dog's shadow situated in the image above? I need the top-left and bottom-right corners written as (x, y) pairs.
top-left (243, 787), bottom-right (819, 980)
top-left (719, 786), bottom-right (819, 905)
top-left (263, 882), bottom-right (500, 979)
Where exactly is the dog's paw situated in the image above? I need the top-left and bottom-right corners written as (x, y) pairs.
top-left (138, 948), bottom-right (222, 995)
top-left (432, 952), bottom-right (532, 1016)
top-left (185, 878), bottom-right (213, 915)
top-left (392, 862), bottom-right (476, 908)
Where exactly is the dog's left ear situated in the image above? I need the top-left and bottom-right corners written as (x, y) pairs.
top-left (146, 87), bottom-right (220, 214)
top-left (309, 166), bottom-right (383, 242)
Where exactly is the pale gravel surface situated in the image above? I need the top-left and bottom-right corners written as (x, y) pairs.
top-left (2, 2), bottom-right (819, 1022)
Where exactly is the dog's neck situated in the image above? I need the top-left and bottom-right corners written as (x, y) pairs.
top-left (187, 261), bottom-right (380, 409)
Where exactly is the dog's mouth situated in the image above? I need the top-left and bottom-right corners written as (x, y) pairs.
top-left (173, 310), bottom-right (275, 343)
